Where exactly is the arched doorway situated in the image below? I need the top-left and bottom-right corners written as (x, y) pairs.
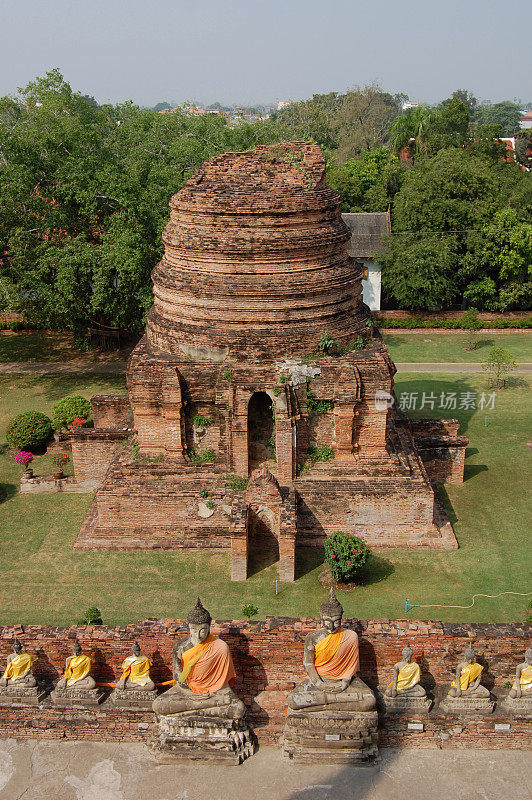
top-left (248, 391), bottom-right (275, 473)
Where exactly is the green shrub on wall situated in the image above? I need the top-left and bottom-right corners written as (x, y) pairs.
top-left (52, 394), bottom-right (92, 430)
top-left (324, 531), bottom-right (371, 583)
top-left (6, 411), bottom-right (54, 450)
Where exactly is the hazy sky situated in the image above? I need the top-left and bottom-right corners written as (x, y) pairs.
top-left (1, 0), bottom-right (529, 107)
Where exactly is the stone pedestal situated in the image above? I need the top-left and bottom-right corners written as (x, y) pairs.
top-left (111, 687), bottom-right (158, 709)
top-left (501, 694), bottom-right (532, 719)
top-left (51, 686), bottom-right (104, 708)
top-left (0, 684), bottom-right (47, 707)
top-left (439, 693), bottom-right (495, 715)
top-left (153, 714), bottom-right (253, 765)
top-left (283, 709), bottom-right (379, 764)
top-left (382, 692), bottom-right (432, 714)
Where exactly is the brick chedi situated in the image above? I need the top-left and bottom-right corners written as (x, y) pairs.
top-left (76, 142), bottom-right (466, 578)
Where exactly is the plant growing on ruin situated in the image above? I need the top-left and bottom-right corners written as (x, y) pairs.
top-left (242, 603), bottom-right (259, 620)
top-left (324, 532), bottom-right (371, 583)
top-left (199, 489), bottom-right (210, 498)
top-left (6, 411), bottom-right (53, 451)
top-left (205, 499), bottom-right (215, 510)
top-left (348, 336), bottom-right (366, 351)
top-left (225, 475), bottom-right (249, 491)
top-left (319, 330), bottom-right (338, 355)
top-left (306, 388), bottom-right (333, 414)
top-left (52, 395), bottom-right (92, 430)
top-left (193, 414), bottom-right (213, 428)
top-left (188, 447), bottom-right (215, 465)
top-left (222, 368), bottom-right (233, 382)
top-left (131, 438), bottom-right (140, 460)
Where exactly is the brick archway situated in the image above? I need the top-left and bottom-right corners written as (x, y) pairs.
top-left (248, 391), bottom-right (275, 474)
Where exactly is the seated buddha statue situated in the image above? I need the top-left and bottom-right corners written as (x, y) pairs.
top-left (287, 589), bottom-right (376, 713)
top-left (55, 641), bottom-right (96, 691)
top-left (0, 639), bottom-right (37, 687)
top-left (116, 642), bottom-right (155, 691)
top-left (448, 647), bottom-right (490, 698)
top-left (385, 646), bottom-right (427, 698)
top-left (152, 598), bottom-right (245, 719)
top-left (508, 648), bottom-right (532, 699)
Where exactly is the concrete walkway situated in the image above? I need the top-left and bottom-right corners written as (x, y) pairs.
top-left (1, 360), bottom-right (531, 374)
top-left (0, 740), bottom-right (530, 800)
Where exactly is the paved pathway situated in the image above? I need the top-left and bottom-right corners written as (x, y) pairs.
top-left (0, 739), bottom-right (530, 800)
top-left (1, 360), bottom-right (531, 374)
top-left (395, 362), bottom-right (532, 373)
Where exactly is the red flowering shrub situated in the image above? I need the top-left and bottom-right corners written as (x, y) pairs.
top-left (6, 412), bottom-right (53, 450)
top-left (51, 452), bottom-right (70, 469)
top-left (324, 531), bottom-right (371, 583)
top-left (70, 417), bottom-right (86, 429)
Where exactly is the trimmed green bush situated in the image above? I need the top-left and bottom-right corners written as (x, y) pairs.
top-left (324, 531), bottom-right (371, 583)
top-left (52, 394), bottom-right (92, 430)
top-left (376, 314), bottom-right (532, 330)
top-left (6, 411), bottom-right (53, 450)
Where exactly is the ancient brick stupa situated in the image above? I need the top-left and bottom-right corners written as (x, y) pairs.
top-left (76, 142), bottom-right (466, 579)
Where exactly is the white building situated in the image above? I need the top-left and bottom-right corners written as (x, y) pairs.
top-left (520, 111), bottom-right (532, 130)
top-left (341, 211), bottom-right (391, 311)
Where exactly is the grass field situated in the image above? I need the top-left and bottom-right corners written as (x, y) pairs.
top-left (1, 331), bottom-right (531, 365)
top-left (382, 332), bottom-right (532, 362)
top-left (0, 371), bottom-right (530, 626)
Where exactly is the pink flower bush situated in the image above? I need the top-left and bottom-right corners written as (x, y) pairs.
top-left (14, 451), bottom-right (33, 468)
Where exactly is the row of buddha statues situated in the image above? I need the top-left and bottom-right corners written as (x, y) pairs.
top-left (1, 591), bottom-right (531, 762)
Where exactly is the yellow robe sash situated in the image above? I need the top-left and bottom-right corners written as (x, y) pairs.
top-left (451, 662), bottom-right (483, 691)
top-left (64, 654), bottom-right (91, 686)
top-left (179, 634), bottom-right (216, 685)
top-left (388, 661), bottom-right (421, 691)
top-left (314, 629), bottom-right (343, 669)
top-left (512, 664), bottom-right (532, 692)
top-left (119, 655), bottom-right (152, 686)
top-left (2, 653), bottom-right (34, 681)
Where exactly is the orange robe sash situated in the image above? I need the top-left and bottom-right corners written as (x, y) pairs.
top-left (3, 653), bottom-right (34, 681)
top-left (451, 662), bottom-right (483, 691)
top-left (180, 636), bottom-right (236, 694)
top-left (314, 628), bottom-right (359, 681)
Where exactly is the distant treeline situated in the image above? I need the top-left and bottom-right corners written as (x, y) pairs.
top-left (0, 72), bottom-right (530, 340)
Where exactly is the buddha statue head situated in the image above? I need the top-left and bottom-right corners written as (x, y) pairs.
top-left (132, 641), bottom-right (141, 657)
top-left (13, 638), bottom-right (22, 655)
top-left (187, 597), bottom-right (212, 646)
top-left (402, 645), bottom-right (414, 663)
top-left (72, 640), bottom-right (82, 657)
top-left (463, 647), bottom-right (476, 664)
top-left (524, 648), bottom-right (532, 665)
top-left (320, 588), bottom-right (343, 634)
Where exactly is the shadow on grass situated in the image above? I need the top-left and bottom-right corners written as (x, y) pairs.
top-left (436, 484), bottom-right (457, 525)
top-left (247, 533), bottom-right (280, 578)
top-left (364, 554), bottom-right (395, 586)
top-left (395, 374), bottom-right (478, 434)
top-left (296, 546), bottom-right (324, 579)
top-left (464, 464), bottom-right (488, 481)
top-left (0, 482), bottom-right (17, 502)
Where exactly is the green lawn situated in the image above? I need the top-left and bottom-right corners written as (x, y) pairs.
top-left (0, 372), bottom-right (530, 626)
top-left (383, 331), bottom-right (532, 363)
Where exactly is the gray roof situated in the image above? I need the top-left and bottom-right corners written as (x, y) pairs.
top-left (342, 211), bottom-right (391, 258)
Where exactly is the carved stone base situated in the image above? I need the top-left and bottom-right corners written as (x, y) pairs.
top-left (111, 687), bottom-right (158, 709)
top-left (501, 693), bottom-right (532, 719)
top-left (382, 692), bottom-right (432, 714)
top-left (153, 714), bottom-right (254, 765)
top-left (283, 709), bottom-right (379, 764)
top-left (439, 693), bottom-right (495, 715)
top-left (51, 686), bottom-right (104, 707)
top-left (0, 684), bottom-right (47, 706)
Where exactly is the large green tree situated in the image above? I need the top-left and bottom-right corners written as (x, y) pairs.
top-left (0, 71), bottom-right (288, 337)
top-left (380, 148), bottom-right (532, 309)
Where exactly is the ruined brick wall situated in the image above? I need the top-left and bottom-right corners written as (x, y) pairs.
top-left (411, 419), bottom-right (468, 485)
top-left (0, 619), bottom-right (529, 748)
top-left (90, 396), bottom-right (131, 428)
top-left (69, 432), bottom-right (129, 486)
